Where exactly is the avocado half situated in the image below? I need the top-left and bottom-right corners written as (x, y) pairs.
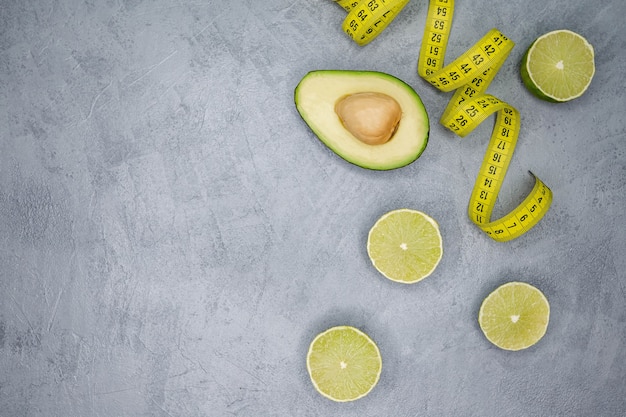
top-left (294, 70), bottom-right (429, 170)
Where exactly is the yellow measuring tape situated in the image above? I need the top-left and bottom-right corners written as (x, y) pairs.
top-left (334, 0), bottom-right (410, 46)
top-left (417, 0), bottom-right (551, 241)
top-left (335, 0), bottom-right (552, 241)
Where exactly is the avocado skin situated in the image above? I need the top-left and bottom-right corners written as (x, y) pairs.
top-left (295, 70), bottom-right (430, 171)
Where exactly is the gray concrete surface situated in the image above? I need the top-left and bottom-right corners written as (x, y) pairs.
top-left (1, 0), bottom-right (625, 416)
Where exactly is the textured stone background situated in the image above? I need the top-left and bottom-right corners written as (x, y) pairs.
top-left (1, 0), bottom-right (625, 416)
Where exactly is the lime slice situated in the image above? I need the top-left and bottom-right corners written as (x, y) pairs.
top-left (306, 326), bottom-right (382, 402)
top-left (520, 29), bottom-right (595, 102)
top-left (478, 282), bottom-right (550, 351)
top-left (367, 209), bottom-right (443, 283)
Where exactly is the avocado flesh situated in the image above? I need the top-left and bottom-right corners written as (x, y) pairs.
top-left (295, 70), bottom-right (429, 170)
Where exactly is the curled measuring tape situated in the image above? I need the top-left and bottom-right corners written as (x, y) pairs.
top-left (334, 0), bottom-right (410, 46)
top-left (418, 0), bottom-right (552, 241)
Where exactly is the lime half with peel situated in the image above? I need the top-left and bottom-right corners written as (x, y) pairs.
top-left (520, 29), bottom-right (595, 102)
top-left (367, 209), bottom-right (443, 283)
top-left (478, 282), bottom-right (550, 351)
top-left (306, 326), bottom-right (382, 402)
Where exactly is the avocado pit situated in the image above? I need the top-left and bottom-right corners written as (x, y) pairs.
top-left (335, 92), bottom-right (402, 145)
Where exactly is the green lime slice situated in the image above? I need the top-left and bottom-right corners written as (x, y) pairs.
top-left (520, 29), bottom-right (595, 102)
